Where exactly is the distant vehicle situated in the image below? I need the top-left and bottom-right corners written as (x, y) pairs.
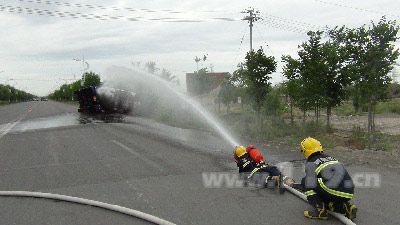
top-left (40, 97), bottom-right (48, 101)
top-left (74, 86), bottom-right (102, 113)
top-left (74, 86), bottom-right (137, 114)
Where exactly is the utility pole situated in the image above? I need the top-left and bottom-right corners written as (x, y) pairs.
top-left (242, 8), bottom-right (260, 52)
top-left (73, 56), bottom-right (89, 87)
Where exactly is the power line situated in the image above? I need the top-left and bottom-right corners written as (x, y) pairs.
top-left (261, 13), bottom-right (328, 31)
top-left (257, 11), bottom-right (334, 36)
top-left (231, 25), bottom-right (248, 71)
top-left (258, 19), bottom-right (308, 35)
top-left (0, 4), bottom-right (242, 22)
top-left (12, 0), bottom-right (239, 14)
top-left (254, 24), bottom-right (279, 56)
top-left (312, 0), bottom-right (400, 19)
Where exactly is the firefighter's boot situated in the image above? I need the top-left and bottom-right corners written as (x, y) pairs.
top-left (265, 176), bottom-right (278, 189)
top-left (304, 202), bottom-right (328, 220)
top-left (343, 202), bottom-right (357, 221)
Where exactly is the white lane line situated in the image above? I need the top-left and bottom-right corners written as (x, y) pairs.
top-left (111, 140), bottom-right (165, 172)
top-left (0, 122), bottom-right (19, 140)
top-left (0, 114), bottom-right (28, 140)
top-left (0, 123), bottom-right (13, 133)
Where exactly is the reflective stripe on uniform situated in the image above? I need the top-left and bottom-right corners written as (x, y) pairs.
top-left (243, 161), bottom-right (251, 168)
top-left (248, 165), bottom-right (266, 179)
top-left (315, 161), bottom-right (339, 175)
top-left (328, 202), bottom-right (335, 211)
top-left (317, 178), bottom-right (353, 199)
top-left (305, 190), bottom-right (317, 196)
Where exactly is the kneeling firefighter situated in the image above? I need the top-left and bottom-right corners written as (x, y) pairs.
top-left (233, 146), bottom-right (283, 192)
top-left (300, 137), bottom-right (357, 221)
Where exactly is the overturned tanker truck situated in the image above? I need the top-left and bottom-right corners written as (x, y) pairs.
top-left (74, 86), bottom-right (137, 114)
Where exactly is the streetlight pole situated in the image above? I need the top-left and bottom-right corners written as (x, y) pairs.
top-left (73, 56), bottom-right (89, 87)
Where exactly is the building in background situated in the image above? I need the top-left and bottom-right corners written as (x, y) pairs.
top-left (186, 72), bottom-right (228, 96)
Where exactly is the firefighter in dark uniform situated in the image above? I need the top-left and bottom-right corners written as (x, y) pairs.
top-left (233, 146), bottom-right (281, 188)
top-left (300, 137), bottom-right (357, 220)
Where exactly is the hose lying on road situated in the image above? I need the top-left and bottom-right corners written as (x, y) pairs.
top-left (283, 184), bottom-right (356, 225)
top-left (0, 191), bottom-right (176, 225)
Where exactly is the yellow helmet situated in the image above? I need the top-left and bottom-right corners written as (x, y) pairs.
top-left (300, 137), bottom-right (323, 158)
top-left (233, 146), bottom-right (247, 158)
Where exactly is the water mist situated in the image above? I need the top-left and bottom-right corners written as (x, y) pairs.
top-left (100, 66), bottom-right (240, 148)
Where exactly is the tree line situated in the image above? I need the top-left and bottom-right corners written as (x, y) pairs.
top-left (220, 17), bottom-right (399, 145)
top-left (48, 62), bottom-right (179, 101)
top-left (0, 84), bottom-right (35, 103)
top-left (48, 71), bottom-right (101, 101)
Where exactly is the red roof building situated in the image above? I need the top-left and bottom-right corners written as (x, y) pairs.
top-left (186, 72), bottom-right (228, 95)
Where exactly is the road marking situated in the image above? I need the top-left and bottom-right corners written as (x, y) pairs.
top-left (111, 140), bottom-right (165, 172)
top-left (0, 114), bottom-right (27, 140)
top-left (0, 123), bottom-right (13, 133)
top-left (0, 122), bottom-right (19, 140)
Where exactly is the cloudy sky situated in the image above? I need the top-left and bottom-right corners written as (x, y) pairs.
top-left (0, 0), bottom-right (399, 96)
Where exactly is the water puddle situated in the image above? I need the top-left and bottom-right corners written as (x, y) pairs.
top-left (3, 113), bottom-right (125, 134)
top-left (10, 113), bottom-right (81, 133)
top-left (78, 114), bottom-right (124, 124)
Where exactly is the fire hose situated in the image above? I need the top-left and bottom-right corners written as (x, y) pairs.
top-left (283, 184), bottom-right (356, 225)
top-left (0, 191), bottom-right (176, 225)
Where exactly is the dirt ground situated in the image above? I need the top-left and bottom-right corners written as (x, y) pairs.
top-left (330, 112), bottom-right (400, 136)
top-left (318, 113), bottom-right (400, 172)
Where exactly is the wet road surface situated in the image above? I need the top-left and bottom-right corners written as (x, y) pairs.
top-left (0, 101), bottom-right (397, 224)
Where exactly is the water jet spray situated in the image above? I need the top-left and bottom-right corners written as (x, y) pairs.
top-left (101, 66), bottom-right (239, 148)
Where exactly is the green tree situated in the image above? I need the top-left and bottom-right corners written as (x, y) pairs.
top-left (283, 31), bottom-right (351, 127)
top-left (160, 68), bottom-right (178, 83)
top-left (194, 54), bottom-right (208, 71)
top-left (145, 61), bottom-right (157, 74)
top-left (244, 47), bottom-right (277, 113)
top-left (0, 84), bottom-right (34, 102)
top-left (297, 31), bottom-right (327, 122)
top-left (192, 68), bottom-right (214, 96)
top-left (231, 63), bottom-right (251, 108)
top-left (218, 73), bottom-right (238, 113)
top-left (262, 86), bottom-right (284, 119)
top-left (320, 38), bottom-right (351, 127)
top-left (82, 71), bottom-right (101, 87)
top-left (388, 82), bottom-right (400, 98)
top-left (282, 55), bottom-right (309, 124)
top-left (330, 17), bottom-right (399, 146)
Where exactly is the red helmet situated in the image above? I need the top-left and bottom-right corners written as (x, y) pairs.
top-left (246, 145), bottom-right (264, 163)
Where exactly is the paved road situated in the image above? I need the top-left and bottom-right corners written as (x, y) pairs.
top-left (0, 101), bottom-right (397, 224)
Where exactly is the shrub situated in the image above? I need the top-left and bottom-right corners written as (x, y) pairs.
top-left (334, 103), bottom-right (356, 116)
top-left (376, 99), bottom-right (400, 114)
top-left (346, 126), bottom-right (367, 150)
top-left (345, 126), bottom-right (394, 151)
